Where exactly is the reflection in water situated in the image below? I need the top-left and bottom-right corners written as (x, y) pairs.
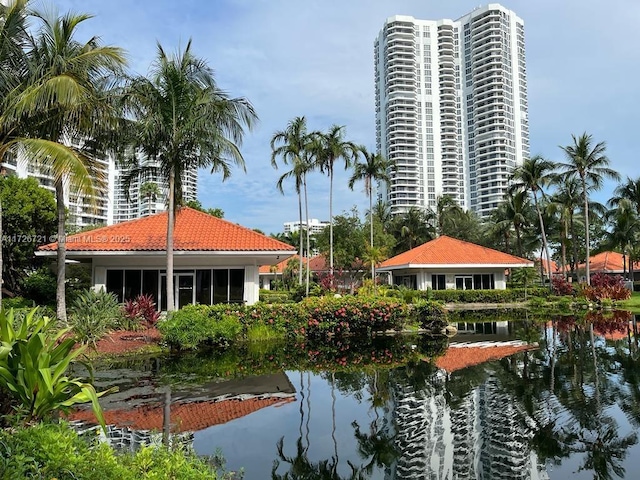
top-left (71, 312), bottom-right (640, 479)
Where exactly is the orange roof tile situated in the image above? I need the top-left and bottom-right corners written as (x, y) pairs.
top-left (379, 235), bottom-right (533, 268)
top-left (434, 343), bottom-right (537, 373)
top-left (39, 207), bottom-right (295, 253)
top-left (537, 258), bottom-right (561, 275)
top-left (578, 251), bottom-right (639, 273)
top-left (259, 255), bottom-right (307, 274)
top-left (68, 396), bottom-right (295, 433)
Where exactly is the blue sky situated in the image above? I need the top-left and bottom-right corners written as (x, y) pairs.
top-left (48, 0), bottom-right (640, 234)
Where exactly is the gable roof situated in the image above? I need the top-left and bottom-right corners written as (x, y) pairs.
top-left (378, 235), bottom-right (533, 269)
top-left (434, 341), bottom-right (537, 373)
top-left (38, 207), bottom-right (295, 253)
top-left (579, 251), bottom-right (639, 273)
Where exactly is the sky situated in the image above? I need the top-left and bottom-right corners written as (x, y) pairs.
top-left (45, 0), bottom-right (640, 234)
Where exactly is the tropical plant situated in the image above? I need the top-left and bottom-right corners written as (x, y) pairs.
top-left (510, 155), bottom-right (557, 282)
top-left (121, 41), bottom-right (256, 312)
top-left (1, 9), bottom-right (128, 322)
top-left (349, 146), bottom-right (393, 281)
top-left (139, 180), bottom-right (161, 216)
top-left (122, 293), bottom-right (160, 329)
top-left (0, 308), bottom-right (112, 426)
top-left (610, 176), bottom-right (640, 215)
top-left (559, 133), bottom-right (621, 284)
top-left (68, 288), bottom-right (122, 346)
top-left (314, 125), bottom-right (358, 281)
top-left (390, 207), bottom-right (434, 254)
top-left (549, 176), bottom-right (583, 280)
top-left (271, 116), bottom-right (316, 295)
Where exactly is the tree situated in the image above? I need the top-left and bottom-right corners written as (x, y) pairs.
top-left (0, 175), bottom-right (56, 293)
top-left (549, 176), bottom-right (582, 280)
top-left (315, 125), bottom-right (358, 281)
top-left (122, 40), bottom-right (256, 311)
top-left (3, 9), bottom-right (126, 320)
top-left (491, 190), bottom-right (533, 258)
top-left (610, 176), bottom-right (640, 215)
top-left (183, 199), bottom-right (224, 218)
top-left (271, 116), bottom-right (315, 291)
top-left (139, 181), bottom-right (161, 216)
top-left (604, 204), bottom-right (640, 279)
top-left (559, 133), bottom-right (620, 284)
top-left (348, 146), bottom-right (392, 280)
top-left (390, 207), bottom-right (434, 255)
top-left (510, 155), bottom-right (557, 282)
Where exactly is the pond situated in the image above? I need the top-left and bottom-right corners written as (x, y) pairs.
top-left (70, 311), bottom-right (640, 479)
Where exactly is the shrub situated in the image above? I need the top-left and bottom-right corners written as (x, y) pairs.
top-left (0, 422), bottom-right (235, 479)
top-left (425, 288), bottom-right (550, 304)
top-left (121, 294), bottom-right (161, 330)
top-left (259, 290), bottom-right (291, 303)
top-left (21, 268), bottom-right (56, 305)
top-left (69, 289), bottom-right (123, 346)
top-left (2, 296), bottom-right (33, 309)
top-left (582, 274), bottom-right (631, 301)
top-left (552, 276), bottom-right (575, 296)
top-left (0, 309), bottom-right (112, 426)
top-left (160, 304), bottom-right (243, 350)
top-left (411, 299), bottom-right (447, 330)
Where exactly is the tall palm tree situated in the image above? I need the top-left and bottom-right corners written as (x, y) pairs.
top-left (495, 190), bottom-right (532, 258)
top-left (434, 194), bottom-right (463, 237)
top-left (314, 125), bottom-right (358, 281)
top-left (510, 155), bottom-right (557, 282)
top-left (348, 146), bottom-right (392, 280)
top-left (271, 116), bottom-right (314, 288)
top-left (549, 176), bottom-right (583, 281)
top-left (122, 40), bottom-right (256, 311)
top-left (139, 181), bottom-right (161, 216)
top-left (605, 202), bottom-right (640, 280)
top-left (559, 133), bottom-right (620, 284)
top-left (5, 9), bottom-right (126, 320)
top-left (610, 176), bottom-right (640, 215)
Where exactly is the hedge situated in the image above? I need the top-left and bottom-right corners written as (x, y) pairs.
top-left (422, 287), bottom-right (551, 303)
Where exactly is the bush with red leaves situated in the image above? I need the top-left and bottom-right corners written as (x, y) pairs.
top-left (552, 276), bottom-right (575, 296)
top-left (582, 273), bottom-right (631, 301)
top-left (123, 294), bottom-right (160, 328)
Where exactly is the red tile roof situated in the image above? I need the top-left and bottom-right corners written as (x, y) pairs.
top-left (39, 207), bottom-right (295, 253)
top-left (578, 251), bottom-right (639, 273)
top-left (537, 258), bottom-right (561, 275)
top-left (259, 255), bottom-right (307, 274)
top-left (68, 396), bottom-right (295, 433)
top-left (379, 235), bottom-right (533, 268)
top-left (434, 342), bottom-right (537, 373)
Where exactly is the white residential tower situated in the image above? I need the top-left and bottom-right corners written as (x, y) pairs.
top-left (375, 4), bottom-right (529, 218)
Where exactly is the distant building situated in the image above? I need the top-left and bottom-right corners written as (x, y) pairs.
top-left (375, 4), bottom-right (529, 217)
top-left (283, 218), bottom-right (329, 235)
top-left (111, 159), bottom-right (198, 224)
top-left (3, 151), bottom-right (110, 231)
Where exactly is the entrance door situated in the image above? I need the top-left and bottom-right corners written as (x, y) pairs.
top-left (177, 274), bottom-right (195, 309)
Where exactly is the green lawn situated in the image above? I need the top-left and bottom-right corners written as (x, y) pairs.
top-left (618, 291), bottom-right (640, 312)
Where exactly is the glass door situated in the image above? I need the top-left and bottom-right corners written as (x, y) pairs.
top-left (177, 274), bottom-right (195, 309)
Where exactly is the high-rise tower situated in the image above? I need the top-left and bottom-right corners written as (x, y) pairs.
top-left (375, 4), bottom-right (529, 218)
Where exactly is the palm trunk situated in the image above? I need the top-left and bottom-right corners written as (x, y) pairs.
top-left (369, 182), bottom-right (375, 281)
top-left (329, 166), bottom-right (334, 285)
top-left (55, 180), bottom-right (67, 322)
top-left (166, 168), bottom-right (175, 311)
top-left (533, 192), bottom-right (553, 285)
top-left (570, 213), bottom-right (579, 282)
top-left (304, 174), bottom-right (310, 297)
top-left (0, 189), bottom-right (3, 305)
top-left (582, 175), bottom-right (591, 285)
top-left (298, 190), bottom-right (303, 286)
top-left (560, 218), bottom-right (569, 280)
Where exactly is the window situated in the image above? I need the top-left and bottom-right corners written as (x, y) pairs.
top-left (432, 274), bottom-right (446, 291)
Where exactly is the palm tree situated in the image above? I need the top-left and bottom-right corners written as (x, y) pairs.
top-left (314, 125), bottom-right (358, 282)
top-left (610, 176), bottom-right (640, 215)
top-left (559, 133), bottom-right (620, 284)
top-left (271, 116), bottom-right (314, 288)
top-left (5, 9), bottom-right (126, 320)
top-left (391, 207), bottom-right (434, 254)
top-left (434, 194), bottom-right (463, 237)
top-left (139, 181), bottom-right (161, 216)
top-left (122, 40), bottom-right (256, 311)
top-left (604, 203), bottom-right (640, 280)
top-left (494, 190), bottom-right (532, 258)
top-left (348, 147), bottom-right (392, 280)
top-left (549, 176), bottom-right (583, 280)
top-left (510, 155), bottom-right (557, 282)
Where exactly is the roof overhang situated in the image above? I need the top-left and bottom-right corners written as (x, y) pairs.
top-left (36, 249), bottom-right (296, 258)
top-left (377, 262), bottom-right (534, 272)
